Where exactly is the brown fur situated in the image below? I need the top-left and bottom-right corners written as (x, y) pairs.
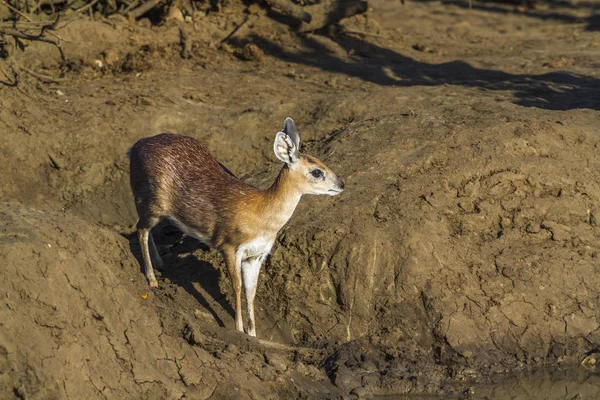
top-left (130, 134), bottom-right (305, 247)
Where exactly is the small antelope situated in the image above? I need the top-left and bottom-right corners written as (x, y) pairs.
top-left (128, 118), bottom-right (344, 337)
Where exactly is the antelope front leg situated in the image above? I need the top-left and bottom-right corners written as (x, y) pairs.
top-left (242, 256), bottom-right (264, 337)
top-left (224, 248), bottom-right (244, 332)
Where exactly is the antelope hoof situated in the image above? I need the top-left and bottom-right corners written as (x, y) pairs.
top-left (148, 278), bottom-right (158, 288)
top-left (248, 329), bottom-right (256, 337)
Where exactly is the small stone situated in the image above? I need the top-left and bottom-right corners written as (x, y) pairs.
top-left (140, 96), bottom-right (153, 106)
top-left (220, 43), bottom-right (234, 54)
top-left (247, 3), bottom-right (261, 14)
top-left (264, 352), bottom-right (288, 372)
top-left (350, 386), bottom-right (371, 398)
top-left (526, 222), bottom-right (541, 233)
top-left (458, 199), bottom-right (475, 212)
top-left (582, 354), bottom-right (598, 370)
top-left (257, 364), bottom-right (277, 382)
top-left (296, 362), bottom-right (322, 379)
top-left (541, 220), bottom-right (571, 241)
top-left (226, 344), bottom-right (238, 353)
top-left (333, 366), bottom-right (361, 391)
top-left (324, 78), bottom-right (338, 87)
top-left (182, 322), bottom-right (206, 345)
top-left (14, 384), bottom-right (27, 399)
top-left (360, 360), bottom-right (378, 373)
top-left (313, 231), bottom-right (326, 240)
top-left (166, 5), bottom-right (185, 23)
top-left (240, 43), bottom-right (263, 62)
top-left (103, 49), bottom-right (120, 65)
top-left (412, 43), bottom-right (432, 53)
top-left (138, 18), bottom-right (152, 29)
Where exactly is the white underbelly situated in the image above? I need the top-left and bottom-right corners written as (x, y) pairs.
top-left (167, 216), bottom-right (213, 247)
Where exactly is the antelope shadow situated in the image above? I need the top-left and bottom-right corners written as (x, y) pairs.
top-left (124, 221), bottom-right (235, 328)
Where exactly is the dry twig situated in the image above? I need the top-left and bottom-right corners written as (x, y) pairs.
top-left (344, 29), bottom-right (388, 39)
top-left (71, 0), bottom-right (102, 16)
top-left (0, 0), bottom-right (84, 86)
top-left (129, 0), bottom-right (163, 18)
top-left (20, 65), bottom-right (65, 82)
top-left (219, 14), bottom-right (258, 48)
top-left (0, 63), bottom-right (17, 86)
top-left (1, 0), bottom-right (34, 22)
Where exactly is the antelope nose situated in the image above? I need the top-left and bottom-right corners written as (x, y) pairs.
top-left (339, 179), bottom-right (345, 190)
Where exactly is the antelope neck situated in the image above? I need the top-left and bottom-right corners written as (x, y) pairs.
top-left (266, 165), bottom-right (302, 198)
top-left (251, 165), bottom-right (303, 232)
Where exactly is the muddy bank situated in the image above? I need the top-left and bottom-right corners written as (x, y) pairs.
top-left (1, 0), bottom-right (600, 398)
top-left (0, 203), bottom-right (342, 399)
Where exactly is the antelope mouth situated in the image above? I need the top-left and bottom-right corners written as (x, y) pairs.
top-left (328, 188), bottom-right (343, 194)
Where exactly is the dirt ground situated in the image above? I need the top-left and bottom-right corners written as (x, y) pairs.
top-left (1, 0), bottom-right (600, 398)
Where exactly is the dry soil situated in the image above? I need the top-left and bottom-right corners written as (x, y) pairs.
top-left (1, 0), bottom-right (600, 398)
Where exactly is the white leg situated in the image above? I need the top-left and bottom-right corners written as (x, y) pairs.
top-left (138, 228), bottom-right (158, 288)
top-left (242, 256), bottom-right (264, 337)
top-left (224, 248), bottom-right (244, 332)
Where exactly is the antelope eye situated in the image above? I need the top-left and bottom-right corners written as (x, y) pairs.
top-left (311, 169), bottom-right (324, 179)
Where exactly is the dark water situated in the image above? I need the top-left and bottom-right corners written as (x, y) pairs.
top-left (378, 366), bottom-right (600, 399)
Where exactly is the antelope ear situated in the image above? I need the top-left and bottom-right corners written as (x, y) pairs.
top-left (273, 131), bottom-right (299, 165)
top-left (282, 117), bottom-right (300, 151)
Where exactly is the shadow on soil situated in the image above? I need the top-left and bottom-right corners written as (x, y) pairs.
top-left (251, 0), bottom-right (600, 111)
top-left (428, 0), bottom-right (600, 31)
top-left (124, 222), bottom-right (234, 328)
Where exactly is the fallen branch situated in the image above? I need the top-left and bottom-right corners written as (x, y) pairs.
top-left (298, 0), bottom-right (368, 33)
top-left (264, 0), bottom-right (312, 23)
top-left (124, 0), bottom-right (141, 13)
top-left (0, 0), bottom-right (82, 87)
top-left (129, 0), bottom-right (163, 18)
top-left (0, 27), bottom-right (65, 59)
